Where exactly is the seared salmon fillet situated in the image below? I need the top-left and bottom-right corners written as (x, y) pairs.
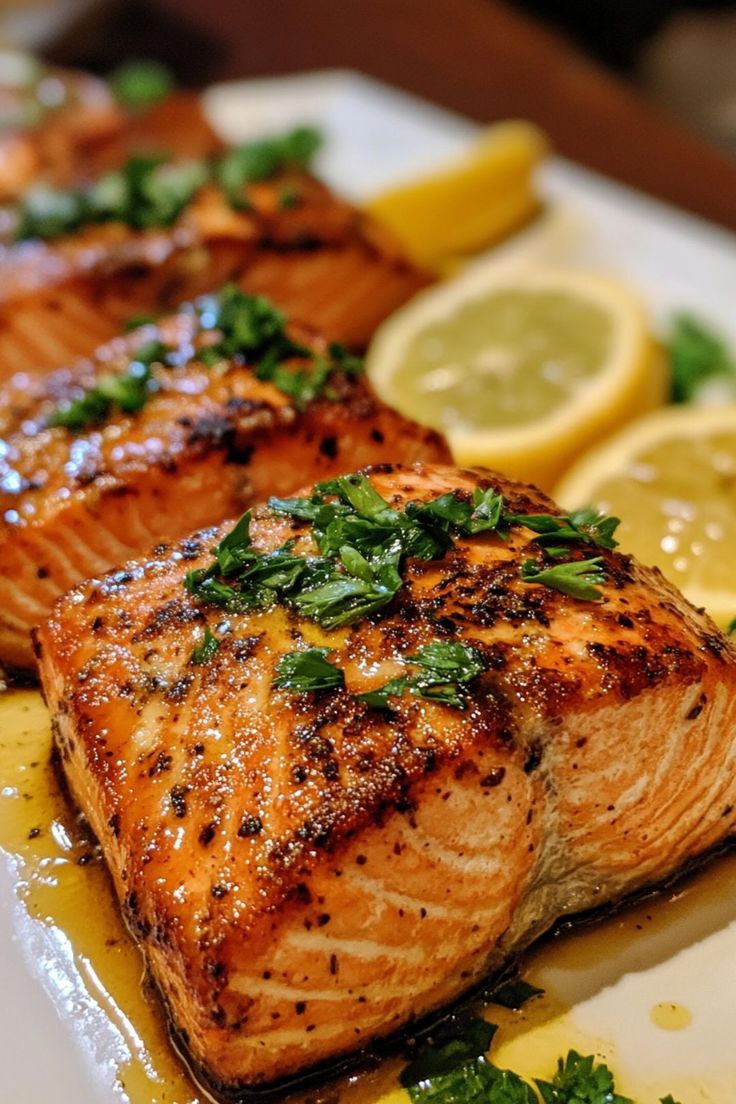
top-left (0, 170), bottom-right (427, 381)
top-left (36, 462), bottom-right (736, 1094)
top-left (0, 54), bottom-right (221, 201)
top-left (0, 299), bottom-right (447, 670)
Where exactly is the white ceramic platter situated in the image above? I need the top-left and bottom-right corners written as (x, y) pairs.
top-left (2, 69), bottom-right (736, 1104)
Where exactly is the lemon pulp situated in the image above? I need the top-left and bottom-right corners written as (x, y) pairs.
top-left (395, 289), bottom-right (613, 432)
top-left (572, 431), bottom-right (736, 612)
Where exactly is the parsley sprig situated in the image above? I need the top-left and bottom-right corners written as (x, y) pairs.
top-left (400, 1015), bottom-right (680, 1104)
top-left (507, 507), bottom-right (619, 559)
top-left (47, 338), bottom-right (169, 430)
top-left (358, 642), bottom-right (486, 711)
top-left (15, 126), bottom-right (322, 242)
top-left (189, 625), bottom-right (220, 665)
top-left (520, 557), bottom-right (607, 602)
top-left (668, 314), bottom-right (736, 404)
top-left (197, 286), bottom-right (362, 410)
top-left (273, 647), bottom-right (344, 692)
top-left (46, 286), bottom-right (362, 431)
top-left (188, 475), bottom-right (619, 641)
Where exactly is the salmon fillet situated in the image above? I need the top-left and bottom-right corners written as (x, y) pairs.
top-left (36, 462), bottom-right (736, 1095)
top-left (0, 171), bottom-right (428, 382)
top-left (0, 307), bottom-right (447, 671)
top-left (0, 55), bottom-right (221, 201)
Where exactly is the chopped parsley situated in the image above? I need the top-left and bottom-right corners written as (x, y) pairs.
top-left (15, 126), bottom-right (322, 242)
top-left (727, 618), bottom-right (736, 636)
top-left (186, 475), bottom-right (620, 669)
top-left (189, 626), bottom-right (220, 665)
top-left (488, 978), bottom-right (544, 1010)
top-left (215, 126), bottom-right (321, 207)
top-left (109, 59), bottom-right (175, 109)
top-left (401, 1019), bottom-right (536, 1104)
top-left (400, 1019), bottom-right (679, 1104)
top-left (535, 1050), bottom-right (633, 1104)
top-left (46, 338), bottom-right (169, 430)
top-left (46, 287), bottom-right (361, 431)
top-left (272, 647), bottom-right (344, 693)
top-left (196, 287), bottom-right (363, 410)
top-left (520, 557), bottom-right (607, 602)
top-left (507, 507), bottom-right (619, 558)
top-left (358, 642), bottom-right (486, 711)
top-left (668, 314), bottom-right (736, 403)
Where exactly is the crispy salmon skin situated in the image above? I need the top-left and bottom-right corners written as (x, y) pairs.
top-left (0, 302), bottom-right (447, 671)
top-left (36, 462), bottom-right (736, 1094)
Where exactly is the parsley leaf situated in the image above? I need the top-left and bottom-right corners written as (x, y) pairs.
top-left (659, 1097), bottom-right (682, 1104)
top-left (401, 1018), bottom-right (497, 1086)
top-left (668, 314), bottom-right (736, 404)
top-left (401, 1021), bottom-right (537, 1104)
top-left (292, 559), bottom-right (402, 629)
top-left (535, 1050), bottom-right (634, 1104)
top-left (15, 126), bottom-right (322, 241)
top-left (190, 626), bottom-right (220, 665)
top-left (359, 641), bottom-right (486, 711)
top-left (109, 59), bottom-right (175, 109)
top-left (215, 126), bottom-right (322, 206)
top-left (197, 286), bottom-right (361, 409)
top-left (488, 978), bottom-right (544, 1010)
top-left (406, 486), bottom-right (508, 541)
top-left (728, 618), bottom-right (736, 636)
top-left (520, 557), bottom-right (606, 602)
top-left (47, 339), bottom-right (168, 430)
top-left (506, 508), bottom-right (619, 558)
top-left (213, 510), bottom-right (254, 576)
top-left (273, 647), bottom-right (344, 692)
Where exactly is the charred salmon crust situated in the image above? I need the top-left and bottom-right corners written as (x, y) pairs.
top-left (0, 175), bottom-right (428, 381)
top-left (36, 463), bottom-right (736, 1092)
top-left (0, 324), bottom-right (447, 669)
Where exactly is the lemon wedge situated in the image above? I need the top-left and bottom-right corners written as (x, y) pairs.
top-left (364, 121), bottom-right (546, 272)
top-left (366, 263), bottom-right (665, 489)
top-left (554, 405), bottom-right (736, 628)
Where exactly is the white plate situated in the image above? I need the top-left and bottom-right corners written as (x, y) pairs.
top-left (3, 69), bottom-right (736, 1104)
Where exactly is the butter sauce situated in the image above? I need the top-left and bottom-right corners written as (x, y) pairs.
top-left (1, 688), bottom-right (734, 1103)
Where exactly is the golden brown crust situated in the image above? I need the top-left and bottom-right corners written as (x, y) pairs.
top-left (0, 340), bottom-right (447, 668)
top-left (38, 463), bottom-right (736, 1089)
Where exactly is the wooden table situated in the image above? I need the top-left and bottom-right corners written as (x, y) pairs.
top-left (151, 0), bottom-right (736, 233)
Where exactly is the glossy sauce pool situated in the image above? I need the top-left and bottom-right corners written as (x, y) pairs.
top-left (2, 689), bottom-right (736, 1103)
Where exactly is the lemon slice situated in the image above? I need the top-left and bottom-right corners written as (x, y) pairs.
top-left (366, 263), bottom-right (665, 489)
top-left (554, 405), bottom-right (736, 627)
top-left (364, 121), bottom-right (546, 272)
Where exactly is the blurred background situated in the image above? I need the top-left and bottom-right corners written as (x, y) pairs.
top-left (1, 0), bottom-right (736, 226)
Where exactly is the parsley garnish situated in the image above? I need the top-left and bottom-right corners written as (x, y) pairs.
top-left (535, 1050), bottom-right (633, 1104)
top-left (197, 286), bottom-right (363, 410)
top-left (507, 508), bottom-right (619, 558)
top-left (727, 618), bottom-right (736, 636)
top-left (215, 126), bottom-right (321, 207)
top-left (47, 338), bottom-right (168, 430)
top-left (15, 126), bottom-right (322, 242)
top-left (488, 978), bottom-right (544, 1010)
top-left (273, 647), bottom-right (344, 692)
top-left (189, 626), bottom-right (220, 665)
top-left (109, 59), bottom-right (175, 109)
top-left (359, 642), bottom-right (486, 711)
top-left (401, 1019), bottom-right (536, 1104)
top-left (47, 286), bottom-right (361, 431)
top-left (400, 1021), bottom-right (676, 1104)
top-left (520, 557), bottom-right (606, 602)
top-left (668, 314), bottom-right (736, 403)
top-left (187, 476), bottom-right (618, 652)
